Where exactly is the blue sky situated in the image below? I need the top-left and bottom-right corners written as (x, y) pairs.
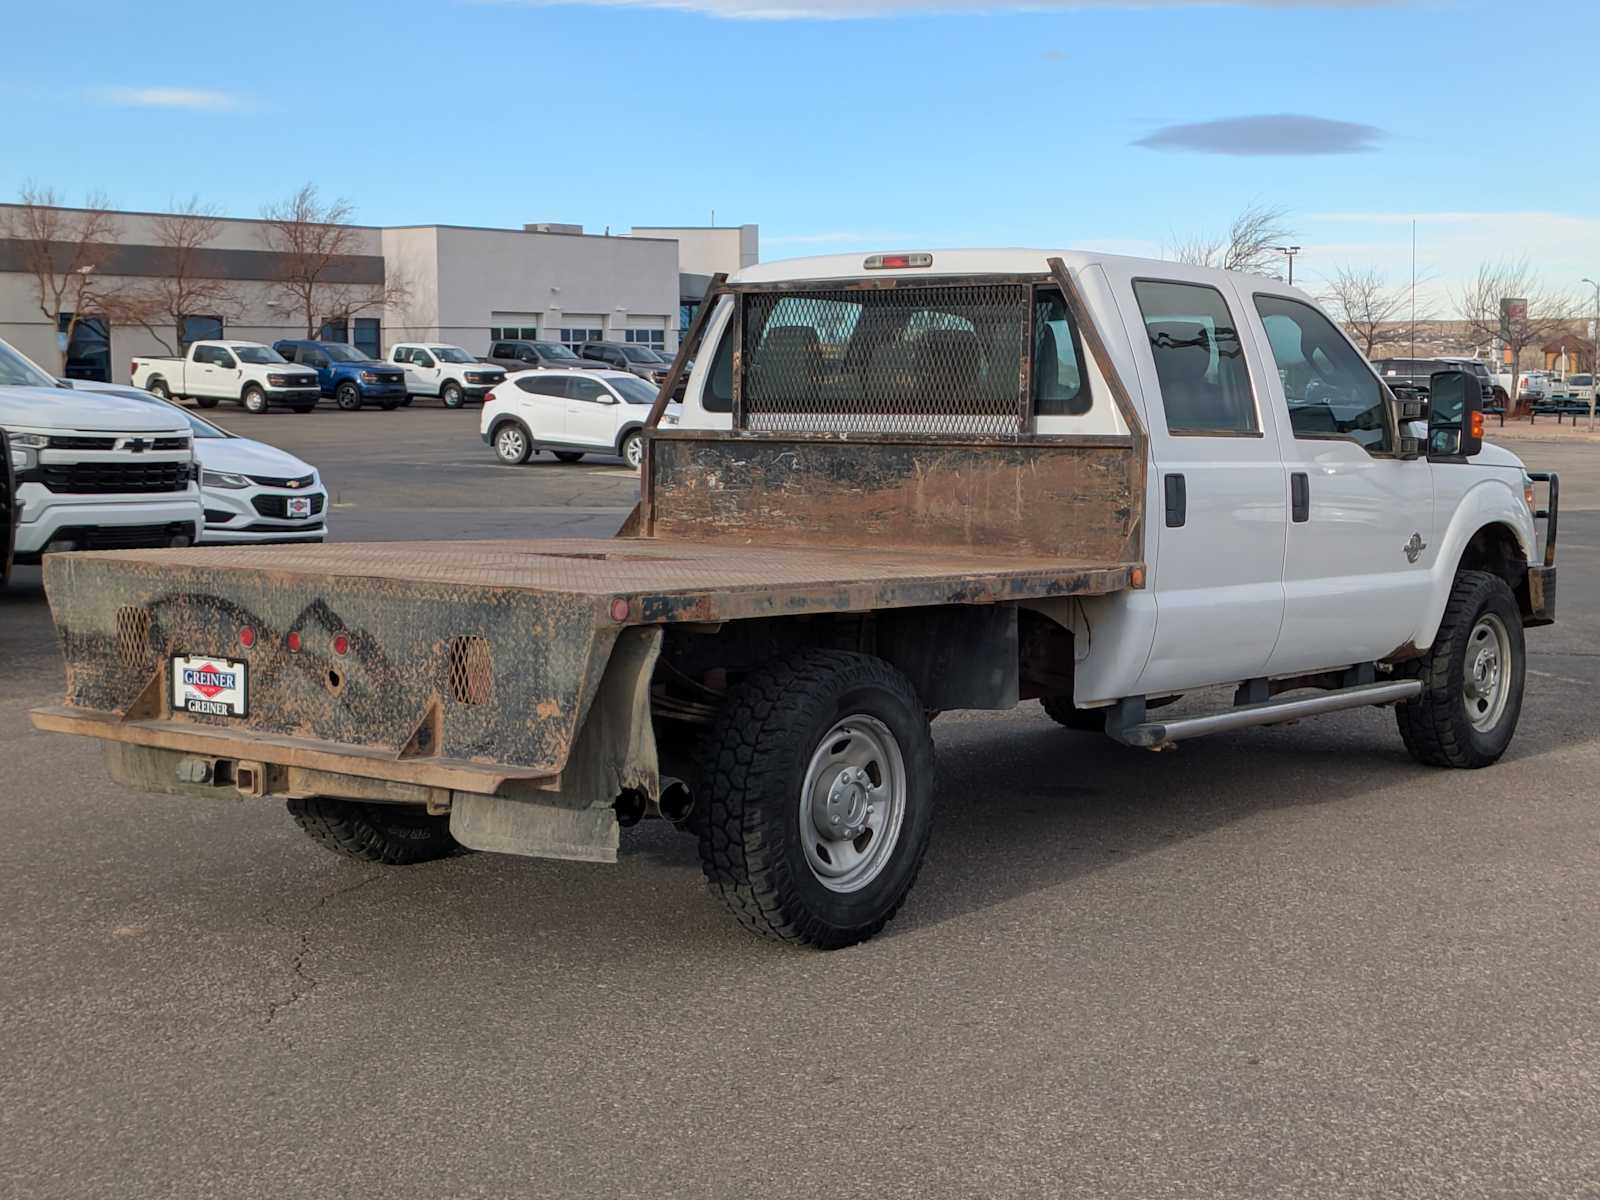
top-left (6, 0), bottom-right (1598, 303)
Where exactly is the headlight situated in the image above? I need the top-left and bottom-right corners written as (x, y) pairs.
top-left (1523, 472), bottom-right (1537, 511)
top-left (662, 412), bottom-right (680, 426)
top-left (7, 432), bottom-right (47, 449)
top-left (201, 470), bottom-right (252, 490)
top-left (360, 371), bottom-right (379, 383)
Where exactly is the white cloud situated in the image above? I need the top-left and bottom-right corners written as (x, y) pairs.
top-left (85, 87), bottom-right (247, 111)
top-left (481, 0), bottom-right (1404, 18)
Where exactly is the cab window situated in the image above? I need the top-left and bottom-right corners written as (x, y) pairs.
top-left (1031, 287), bottom-right (1090, 416)
top-left (1132, 280), bottom-right (1256, 435)
top-left (1254, 294), bottom-right (1392, 453)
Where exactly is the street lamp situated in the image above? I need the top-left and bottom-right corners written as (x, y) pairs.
top-left (1582, 277), bottom-right (1599, 429)
top-left (1272, 245), bottom-right (1302, 286)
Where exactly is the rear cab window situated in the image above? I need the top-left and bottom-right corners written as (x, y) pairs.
top-left (1131, 280), bottom-right (1257, 435)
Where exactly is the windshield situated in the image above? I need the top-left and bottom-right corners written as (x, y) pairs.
top-left (620, 346), bottom-right (660, 364)
top-left (235, 346), bottom-right (286, 365)
top-left (534, 342), bottom-right (580, 360)
top-left (0, 339), bottom-right (63, 388)
top-left (321, 343), bottom-right (369, 363)
top-left (432, 347), bottom-right (475, 363)
top-left (609, 375), bottom-right (660, 405)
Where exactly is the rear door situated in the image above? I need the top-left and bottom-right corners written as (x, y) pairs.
top-left (1120, 273), bottom-right (1289, 694)
top-left (1244, 286), bottom-right (1434, 673)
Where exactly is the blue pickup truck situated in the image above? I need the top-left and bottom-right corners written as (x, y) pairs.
top-left (272, 340), bottom-right (410, 411)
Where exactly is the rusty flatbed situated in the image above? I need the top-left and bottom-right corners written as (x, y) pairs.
top-left (61, 536), bottom-right (1137, 622)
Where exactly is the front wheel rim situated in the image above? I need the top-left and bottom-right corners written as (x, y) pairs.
top-left (624, 436), bottom-right (643, 467)
top-left (798, 715), bottom-right (907, 893)
top-left (497, 429), bottom-right (525, 461)
top-left (1463, 612), bottom-right (1512, 733)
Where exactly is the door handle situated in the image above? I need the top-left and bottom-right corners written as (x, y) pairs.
top-left (1164, 473), bottom-right (1186, 528)
top-left (1291, 472), bottom-right (1310, 523)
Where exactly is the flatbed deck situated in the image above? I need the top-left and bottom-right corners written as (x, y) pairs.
top-left (77, 537), bottom-right (1139, 622)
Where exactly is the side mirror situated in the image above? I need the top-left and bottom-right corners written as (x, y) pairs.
top-left (1427, 370), bottom-right (1484, 458)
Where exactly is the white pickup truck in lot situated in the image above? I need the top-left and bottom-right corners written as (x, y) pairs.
top-left (388, 343), bottom-right (506, 408)
top-left (132, 341), bottom-right (322, 415)
top-left (0, 338), bottom-right (201, 572)
top-left (28, 249), bottom-right (1559, 948)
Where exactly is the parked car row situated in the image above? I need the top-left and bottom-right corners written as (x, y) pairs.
top-left (1, 334), bottom-right (327, 585)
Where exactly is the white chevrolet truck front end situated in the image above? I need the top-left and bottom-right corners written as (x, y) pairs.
top-left (2, 387), bottom-right (201, 564)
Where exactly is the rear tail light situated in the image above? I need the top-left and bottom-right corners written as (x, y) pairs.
top-left (484, 391), bottom-right (496, 404)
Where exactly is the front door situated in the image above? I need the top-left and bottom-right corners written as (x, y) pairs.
top-left (1245, 288), bottom-right (1435, 673)
top-left (1122, 274), bottom-right (1289, 695)
top-left (404, 349), bottom-right (441, 395)
top-left (562, 376), bottom-right (619, 447)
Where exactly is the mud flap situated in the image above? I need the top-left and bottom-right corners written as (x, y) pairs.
top-left (449, 626), bottom-right (663, 862)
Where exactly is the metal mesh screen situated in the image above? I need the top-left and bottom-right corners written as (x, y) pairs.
top-left (740, 284), bottom-right (1029, 435)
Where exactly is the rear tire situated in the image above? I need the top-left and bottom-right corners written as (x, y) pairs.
top-left (1039, 695), bottom-right (1107, 732)
top-left (1396, 570), bottom-right (1525, 768)
top-left (553, 451), bottom-right (585, 463)
top-left (147, 379), bottom-right (171, 401)
top-left (441, 381), bottom-right (465, 409)
top-left (286, 797), bottom-right (459, 865)
top-left (335, 383), bottom-right (361, 411)
top-left (494, 423), bottom-right (531, 464)
top-left (242, 385), bottom-right (268, 415)
top-left (698, 649), bottom-right (935, 949)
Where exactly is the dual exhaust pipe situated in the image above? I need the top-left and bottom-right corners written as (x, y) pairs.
top-left (614, 778), bottom-right (695, 828)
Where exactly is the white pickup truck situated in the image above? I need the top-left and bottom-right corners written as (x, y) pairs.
top-left (29, 249), bottom-right (1558, 949)
top-left (0, 337), bottom-right (202, 573)
top-left (387, 343), bottom-right (506, 408)
top-left (131, 341), bottom-right (322, 415)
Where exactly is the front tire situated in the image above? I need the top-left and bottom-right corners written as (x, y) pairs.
top-left (242, 385), bottom-right (268, 415)
top-left (335, 383), bottom-right (362, 411)
top-left (441, 381), bottom-right (465, 409)
top-left (494, 423), bottom-right (530, 464)
top-left (1396, 570), bottom-right (1525, 768)
top-left (287, 797), bottom-right (459, 864)
top-left (620, 430), bottom-right (644, 469)
top-left (698, 649), bottom-right (935, 949)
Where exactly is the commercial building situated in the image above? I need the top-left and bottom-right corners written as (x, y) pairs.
top-left (0, 204), bottom-right (756, 383)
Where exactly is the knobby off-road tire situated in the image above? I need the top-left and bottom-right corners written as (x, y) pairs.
top-left (286, 797), bottom-right (459, 865)
top-left (1039, 695), bottom-right (1107, 732)
top-left (1396, 570), bottom-right (1526, 768)
top-left (698, 649), bottom-right (935, 949)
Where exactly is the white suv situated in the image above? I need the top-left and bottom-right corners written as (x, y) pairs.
top-left (479, 369), bottom-right (678, 468)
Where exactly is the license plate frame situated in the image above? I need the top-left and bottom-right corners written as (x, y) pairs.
top-left (286, 495), bottom-right (313, 519)
top-left (171, 655), bottom-right (249, 717)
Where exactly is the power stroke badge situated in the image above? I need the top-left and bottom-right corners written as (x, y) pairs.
top-left (171, 656), bottom-right (249, 717)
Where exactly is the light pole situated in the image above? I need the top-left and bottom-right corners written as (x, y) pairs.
top-left (1272, 245), bottom-right (1302, 286)
top-left (1583, 277), bottom-right (1599, 429)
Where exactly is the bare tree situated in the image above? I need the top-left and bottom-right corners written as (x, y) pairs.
top-left (2, 186), bottom-right (154, 374)
top-left (130, 198), bottom-right (242, 354)
top-left (1321, 265), bottom-right (1433, 356)
top-left (1171, 203), bottom-right (1292, 276)
top-left (256, 184), bottom-right (407, 338)
top-left (1456, 259), bottom-right (1576, 414)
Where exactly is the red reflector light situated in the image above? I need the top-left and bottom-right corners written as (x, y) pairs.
top-left (286, 631), bottom-right (302, 653)
top-left (332, 634), bottom-right (349, 656)
top-left (609, 597), bottom-right (631, 623)
top-left (864, 252), bottom-right (933, 270)
top-left (238, 627), bottom-right (255, 648)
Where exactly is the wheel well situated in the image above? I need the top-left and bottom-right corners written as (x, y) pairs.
top-left (1458, 522), bottom-right (1532, 618)
top-left (240, 381), bottom-right (262, 398)
top-left (615, 423), bottom-right (644, 454)
top-left (489, 415), bottom-right (530, 440)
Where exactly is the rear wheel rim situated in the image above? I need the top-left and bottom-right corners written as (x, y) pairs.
top-left (497, 428), bottom-right (525, 461)
top-left (798, 715), bottom-right (907, 894)
top-left (1463, 612), bottom-right (1512, 733)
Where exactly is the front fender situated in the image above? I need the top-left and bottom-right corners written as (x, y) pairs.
top-left (1414, 476), bottom-right (1535, 649)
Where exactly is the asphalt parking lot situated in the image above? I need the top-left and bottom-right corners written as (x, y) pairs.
top-left (3, 409), bottom-right (1599, 1199)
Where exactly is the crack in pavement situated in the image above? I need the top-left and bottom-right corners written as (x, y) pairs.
top-left (261, 873), bottom-right (383, 1041)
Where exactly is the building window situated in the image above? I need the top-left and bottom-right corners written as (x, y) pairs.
top-left (624, 328), bottom-right (666, 350)
top-left (353, 318), bottom-right (381, 359)
top-left (490, 326), bottom-right (540, 341)
top-left (319, 318), bottom-right (349, 344)
top-left (180, 315), bottom-right (224, 347)
top-left (559, 327), bottom-right (604, 349)
top-left (679, 302), bottom-right (699, 340)
top-left (57, 313), bottom-right (111, 382)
